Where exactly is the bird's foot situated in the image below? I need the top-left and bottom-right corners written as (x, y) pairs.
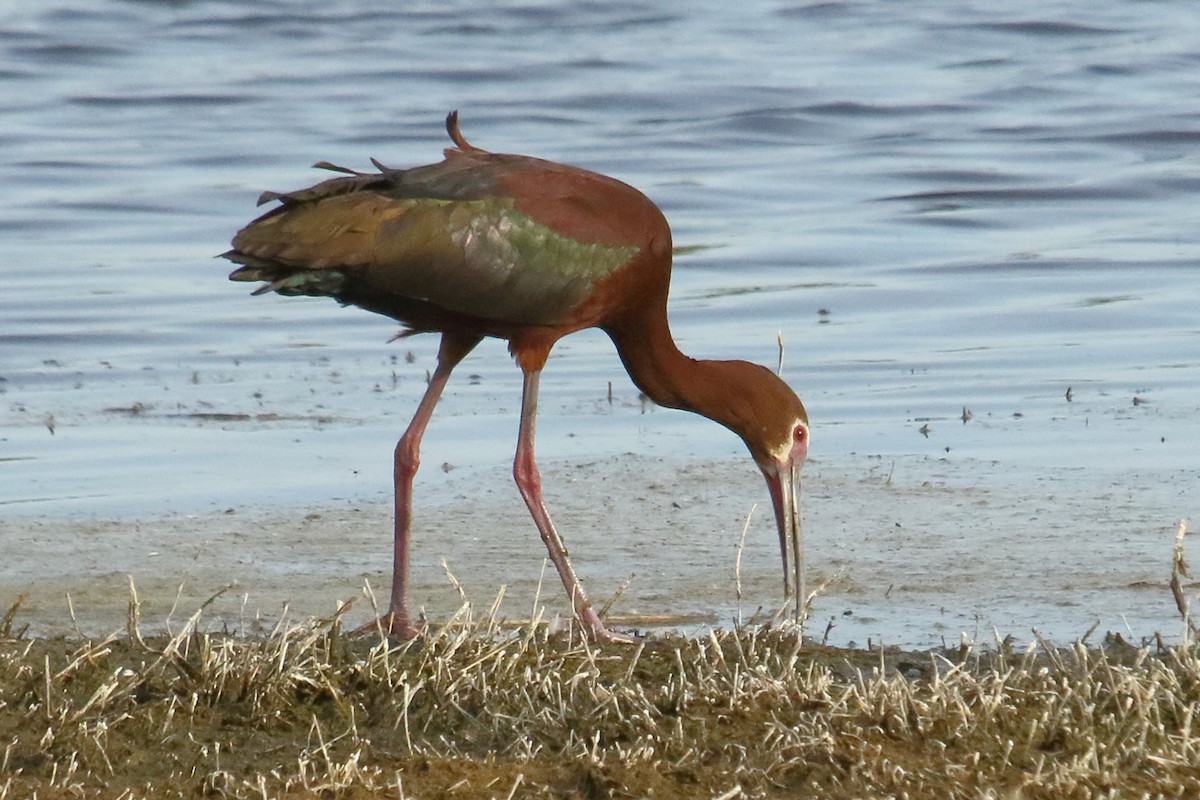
top-left (578, 607), bottom-right (636, 644)
top-left (351, 610), bottom-right (420, 639)
top-left (591, 625), bottom-right (637, 644)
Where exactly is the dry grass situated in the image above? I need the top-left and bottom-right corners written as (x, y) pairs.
top-left (3, 513), bottom-right (1199, 798)
top-left (2, 578), bottom-right (1200, 800)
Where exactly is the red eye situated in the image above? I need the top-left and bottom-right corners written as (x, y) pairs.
top-left (790, 423), bottom-right (810, 463)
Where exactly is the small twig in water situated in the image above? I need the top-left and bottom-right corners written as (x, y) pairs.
top-left (598, 574), bottom-right (635, 618)
top-left (441, 559), bottom-right (468, 603)
top-left (66, 591), bottom-right (82, 638)
top-left (734, 504), bottom-right (756, 628)
top-left (1170, 519), bottom-right (1197, 635)
top-left (821, 617), bottom-right (835, 646)
top-left (127, 576), bottom-right (147, 649)
top-left (1, 594), bottom-right (26, 638)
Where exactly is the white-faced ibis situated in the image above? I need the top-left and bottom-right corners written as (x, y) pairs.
top-left (223, 112), bottom-right (809, 642)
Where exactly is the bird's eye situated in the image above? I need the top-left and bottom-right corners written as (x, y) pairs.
top-left (794, 425), bottom-right (807, 443)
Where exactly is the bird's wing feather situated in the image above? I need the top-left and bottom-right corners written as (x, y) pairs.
top-left (229, 153), bottom-right (639, 326)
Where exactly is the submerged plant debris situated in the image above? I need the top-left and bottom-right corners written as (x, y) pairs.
top-left (1, 594), bottom-right (1199, 799)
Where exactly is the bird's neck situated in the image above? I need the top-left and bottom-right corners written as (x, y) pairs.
top-left (604, 306), bottom-right (739, 426)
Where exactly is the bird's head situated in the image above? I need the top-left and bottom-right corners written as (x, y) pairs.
top-left (710, 362), bottom-right (809, 618)
top-left (756, 398), bottom-right (808, 621)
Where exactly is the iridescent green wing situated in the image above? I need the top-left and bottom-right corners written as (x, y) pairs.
top-left (230, 153), bottom-right (638, 326)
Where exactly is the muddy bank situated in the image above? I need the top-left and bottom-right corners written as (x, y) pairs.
top-left (2, 618), bottom-right (1198, 799)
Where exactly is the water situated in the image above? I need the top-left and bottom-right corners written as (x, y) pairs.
top-left (2, 0), bottom-right (1198, 647)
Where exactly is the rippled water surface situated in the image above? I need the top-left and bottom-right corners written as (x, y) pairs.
top-left (2, 0), bottom-right (1198, 646)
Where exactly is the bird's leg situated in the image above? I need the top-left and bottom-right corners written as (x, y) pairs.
top-left (513, 368), bottom-right (634, 644)
top-left (384, 331), bottom-right (481, 637)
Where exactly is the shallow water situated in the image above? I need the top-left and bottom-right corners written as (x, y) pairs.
top-left (2, 0), bottom-right (1198, 647)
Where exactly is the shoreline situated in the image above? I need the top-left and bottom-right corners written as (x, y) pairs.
top-left (4, 453), bottom-right (1194, 650)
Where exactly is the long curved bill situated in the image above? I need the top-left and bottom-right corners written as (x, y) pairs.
top-left (763, 459), bottom-right (804, 622)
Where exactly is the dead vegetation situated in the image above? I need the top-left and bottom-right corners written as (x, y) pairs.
top-left (2, 581), bottom-right (1200, 800)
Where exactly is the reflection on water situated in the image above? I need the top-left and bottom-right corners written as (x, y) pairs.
top-left (1, 0), bottom-right (1197, 645)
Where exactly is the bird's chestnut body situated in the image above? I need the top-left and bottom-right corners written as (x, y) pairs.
top-left (225, 113), bottom-right (808, 641)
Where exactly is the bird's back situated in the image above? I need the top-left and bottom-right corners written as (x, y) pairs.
top-left (225, 118), bottom-right (671, 335)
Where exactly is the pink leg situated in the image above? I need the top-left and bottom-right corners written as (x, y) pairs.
top-left (513, 368), bottom-right (633, 643)
top-left (386, 332), bottom-right (480, 637)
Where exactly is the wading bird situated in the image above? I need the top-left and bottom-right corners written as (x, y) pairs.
top-left (223, 112), bottom-right (809, 642)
